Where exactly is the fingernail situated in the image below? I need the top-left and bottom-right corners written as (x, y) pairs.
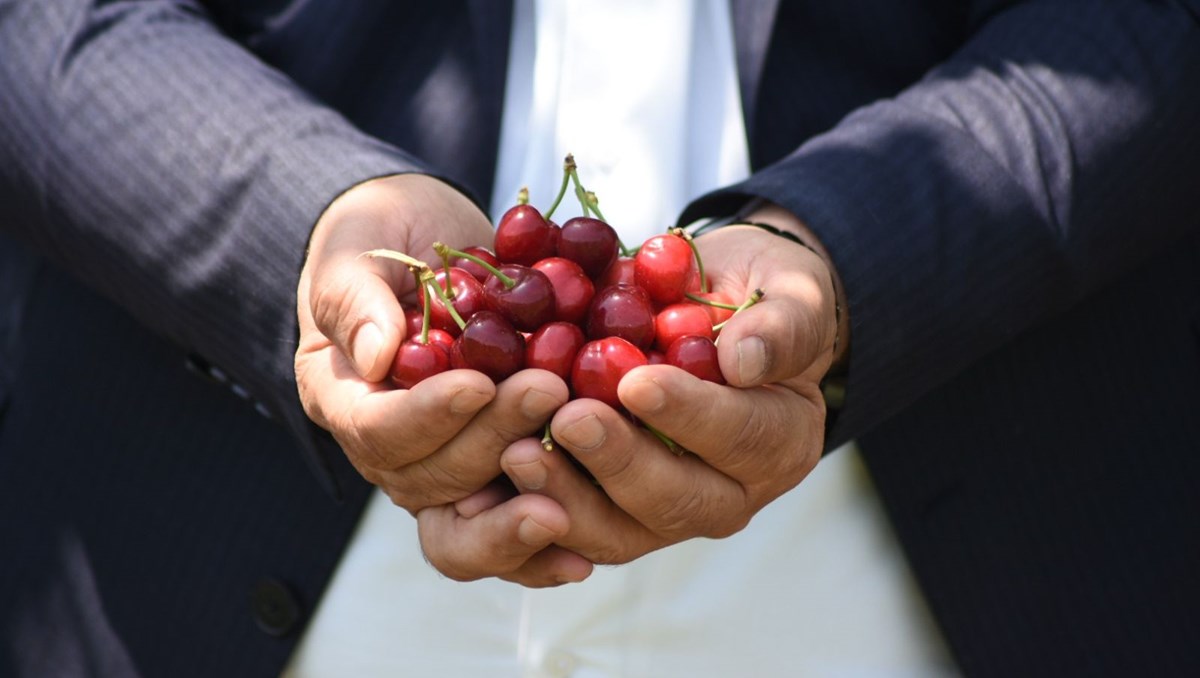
top-left (736, 336), bottom-right (767, 385)
top-left (352, 322), bottom-right (383, 375)
top-left (518, 516), bottom-right (556, 546)
top-left (623, 377), bottom-right (666, 413)
top-left (559, 414), bottom-right (606, 451)
top-left (508, 459), bottom-right (547, 491)
top-left (520, 387), bottom-right (561, 420)
top-left (449, 388), bottom-right (491, 414)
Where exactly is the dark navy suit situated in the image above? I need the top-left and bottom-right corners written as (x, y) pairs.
top-left (1, 1), bottom-right (1198, 675)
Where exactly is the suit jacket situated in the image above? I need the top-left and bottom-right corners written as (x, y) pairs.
top-left (1, 1), bottom-right (1198, 675)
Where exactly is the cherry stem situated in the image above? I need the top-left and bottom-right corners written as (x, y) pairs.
top-left (432, 242), bottom-right (515, 288)
top-left (712, 288), bottom-right (765, 333)
top-left (437, 249), bottom-right (453, 296)
top-left (685, 292), bottom-right (740, 310)
top-left (567, 167), bottom-right (633, 256)
top-left (644, 423), bottom-right (682, 455)
top-left (517, 186), bottom-right (530, 206)
top-left (359, 248), bottom-right (429, 269)
top-left (672, 228), bottom-right (707, 293)
top-left (416, 269), bottom-right (433, 343)
top-left (541, 422), bottom-right (554, 452)
top-left (422, 268), bottom-right (467, 331)
top-left (544, 154), bottom-right (576, 220)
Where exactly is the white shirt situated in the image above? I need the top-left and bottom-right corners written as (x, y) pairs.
top-left (286, 2), bottom-right (958, 676)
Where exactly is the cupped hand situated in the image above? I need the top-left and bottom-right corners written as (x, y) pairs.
top-left (499, 220), bottom-right (844, 566)
top-left (295, 174), bottom-right (569, 513)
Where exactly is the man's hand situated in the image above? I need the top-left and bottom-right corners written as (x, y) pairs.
top-left (416, 215), bottom-right (847, 585)
top-left (294, 174), bottom-right (570, 516)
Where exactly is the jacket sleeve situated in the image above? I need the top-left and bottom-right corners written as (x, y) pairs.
top-left (0, 0), bottom-right (432, 492)
top-left (682, 0), bottom-right (1200, 448)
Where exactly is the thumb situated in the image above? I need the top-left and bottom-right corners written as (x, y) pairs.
top-left (716, 280), bottom-right (835, 388)
top-left (307, 256), bottom-right (407, 382)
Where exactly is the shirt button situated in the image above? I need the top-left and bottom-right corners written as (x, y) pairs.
top-left (542, 649), bottom-right (579, 677)
top-left (249, 578), bottom-right (302, 637)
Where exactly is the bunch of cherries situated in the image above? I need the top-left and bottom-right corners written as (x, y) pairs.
top-left (365, 156), bottom-right (761, 449)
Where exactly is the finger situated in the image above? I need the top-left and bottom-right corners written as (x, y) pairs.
top-left (374, 369), bottom-right (566, 510)
top-left (715, 285), bottom-right (830, 388)
top-left (499, 546), bottom-right (595, 588)
top-left (618, 365), bottom-right (819, 484)
top-left (308, 251), bottom-right (409, 381)
top-left (550, 400), bottom-right (749, 541)
top-left (338, 368), bottom-right (496, 475)
top-left (454, 477), bottom-right (517, 519)
top-left (417, 494), bottom-right (589, 584)
top-left (501, 438), bottom-right (664, 565)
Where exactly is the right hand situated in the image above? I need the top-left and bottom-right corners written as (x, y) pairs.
top-left (294, 173), bottom-right (571, 527)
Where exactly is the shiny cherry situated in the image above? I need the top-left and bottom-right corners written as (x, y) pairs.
top-left (585, 283), bottom-right (655, 350)
top-left (483, 263), bottom-right (557, 331)
top-left (571, 336), bottom-right (648, 409)
top-left (525, 321), bottom-right (586, 381)
top-left (558, 217), bottom-right (619, 279)
top-left (533, 257), bottom-right (595, 324)
top-left (494, 204), bottom-right (556, 265)
top-left (390, 340), bottom-right (451, 389)
top-left (689, 290), bottom-right (736, 324)
top-left (653, 302), bottom-right (714, 351)
top-left (418, 267), bottom-right (486, 334)
top-left (634, 233), bottom-right (695, 305)
top-left (455, 311), bottom-right (526, 382)
top-left (666, 335), bottom-right (725, 384)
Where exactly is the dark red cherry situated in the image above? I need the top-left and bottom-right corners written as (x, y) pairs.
top-left (634, 234), bottom-right (695, 305)
top-left (646, 349), bottom-right (667, 365)
top-left (571, 337), bottom-right (648, 409)
top-left (390, 340), bottom-right (451, 389)
top-left (455, 311), bottom-right (526, 382)
top-left (403, 307), bottom-right (424, 341)
top-left (558, 217), bottom-right (619, 279)
top-left (533, 257), bottom-right (595, 324)
top-left (451, 246), bottom-right (500, 283)
top-left (425, 328), bottom-right (455, 347)
top-left (525, 321), bottom-right (586, 381)
top-left (483, 264), bottom-right (557, 331)
top-left (653, 303), bottom-right (714, 352)
top-left (494, 204), bottom-right (556, 266)
top-left (666, 335), bottom-right (725, 384)
top-left (585, 283), bottom-right (655, 350)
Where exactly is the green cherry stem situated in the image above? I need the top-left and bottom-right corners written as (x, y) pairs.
top-left (432, 242), bottom-right (515, 288)
top-left (712, 288), bottom-right (765, 334)
top-left (644, 423), bottom-right (683, 455)
top-left (422, 268), bottom-right (466, 331)
top-left (417, 269), bottom-right (433, 343)
top-left (685, 292), bottom-right (740, 310)
top-left (517, 186), bottom-right (530, 206)
top-left (544, 154), bottom-right (577, 220)
top-left (671, 228), bottom-right (707, 293)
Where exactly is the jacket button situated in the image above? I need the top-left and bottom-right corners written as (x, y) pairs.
top-left (249, 578), bottom-right (302, 637)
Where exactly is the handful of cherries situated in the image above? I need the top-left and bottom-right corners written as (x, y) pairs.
top-left (364, 155), bottom-right (761, 450)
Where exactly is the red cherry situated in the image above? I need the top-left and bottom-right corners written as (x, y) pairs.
top-left (585, 283), bottom-right (655, 350)
top-left (666, 335), bottom-right (725, 384)
top-left (596, 256), bottom-right (636, 288)
top-left (634, 234), bottom-right (695, 305)
top-left (418, 267), bottom-right (486, 334)
top-left (455, 311), bottom-right (526, 382)
top-left (646, 349), bottom-right (667, 365)
top-left (653, 303), bottom-right (714, 352)
top-left (525, 321), bottom-right (586, 381)
top-left (403, 307), bottom-right (424, 341)
top-left (494, 204), bottom-right (556, 265)
top-left (425, 328), bottom-right (455, 347)
top-left (558, 217), bottom-right (619, 279)
top-left (482, 264), bottom-right (557, 332)
top-left (390, 340), bottom-right (451, 389)
top-left (451, 246), bottom-right (500, 283)
top-left (571, 337), bottom-right (648, 409)
top-left (532, 257), bottom-right (595, 324)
